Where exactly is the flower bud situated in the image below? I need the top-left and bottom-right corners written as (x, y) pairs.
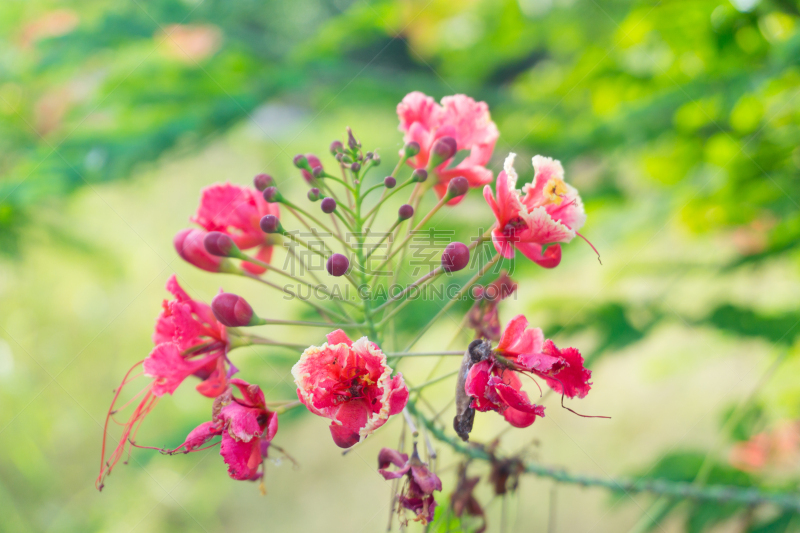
top-left (430, 136), bottom-right (457, 167)
top-left (411, 168), bottom-right (428, 183)
top-left (211, 292), bottom-right (258, 327)
top-left (312, 166), bottom-right (324, 178)
top-left (442, 242), bottom-right (470, 272)
top-left (398, 204), bottom-right (414, 221)
top-left (372, 154), bottom-right (381, 166)
top-left (326, 254), bottom-right (350, 277)
top-left (263, 186), bottom-right (281, 203)
top-left (347, 127), bottom-right (360, 149)
top-left (366, 152), bottom-right (374, 159)
top-left (320, 197), bottom-right (337, 214)
top-left (330, 140), bottom-right (343, 155)
top-left (174, 229), bottom-right (227, 272)
top-left (203, 231), bottom-right (236, 256)
top-left (404, 142), bottom-right (420, 158)
top-left (384, 176), bottom-right (396, 189)
top-left (293, 154), bottom-right (309, 169)
top-left (351, 162), bottom-right (361, 173)
top-left (259, 214), bottom-right (282, 234)
top-left (446, 176), bottom-right (469, 199)
top-left (307, 187), bottom-right (321, 202)
top-left (253, 173), bottom-right (274, 191)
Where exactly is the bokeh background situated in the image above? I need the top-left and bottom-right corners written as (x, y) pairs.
top-left (1, 0), bottom-right (799, 531)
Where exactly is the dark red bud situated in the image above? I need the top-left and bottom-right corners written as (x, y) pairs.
top-left (412, 169), bottom-right (428, 183)
top-left (326, 254), bottom-right (350, 277)
top-left (211, 293), bottom-right (255, 327)
top-left (330, 140), bottom-right (343, 154)
top-left (431, 136), bottom-right (457, 163)
top-left (446, 176), bottom-right (469, 199)
top-left (253, 173), bottom-right (274, 191)
top-left (347, 127), bottom-right (360, 149)
top-left (263, 186), bottom-right (280, 203)
top-left (293, 154), bottom-right (308, 168)
top-left (321, 197), bottom-right (337, 214)
top-left (398, 204), bottom-right (414, 221)
top-left (260, 214), bottom-right (281, 234)
top-left (404, 142), bottom-right (420, 158)
top-left (351, 162), bottom-right (361, 172)
top-left (312, 166), bottom-right (324, 178)
top-left (203, 231), bottom-right (235, 256)
top-left (308, 187), bottom-right (321, 202)
top-left (384, 176), bottom-right (396, 188)
top-left (442, 242), bottom-right (470, 272)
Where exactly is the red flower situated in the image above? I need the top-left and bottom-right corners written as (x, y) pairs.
top-left (97, 278), bottom-right (233, 490)
top-left (465, 315), bottom-right (592, 429)
top-left (397, 92), bottom-right (499, 203)
top-left (168, 379), bottom-right (279, 481)
top-left (467, 271), bottom-right (517, 342)
top-left (292, 330), bottom-right (409, 448)
top-left (483, 153), bottom-right (586, 268)
top-left (378, 444), bottom-right (442, 525)
top-left (178, 182), bottom-right (280, 274)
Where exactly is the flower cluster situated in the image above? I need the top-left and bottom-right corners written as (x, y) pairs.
top-left (99, 91), bottom-right (601, 529)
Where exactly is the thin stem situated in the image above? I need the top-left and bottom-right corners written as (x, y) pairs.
top-left (240, 272), bottom-right (352, 321)
top-left (255, 317), bottom-right (357, 328)
top-left (405, 400), bottom-right (800, 512)
top-left (241, 336), bottom-right (307, 351)
top-left (363, 177), bottom-right (415, 222)
top-left (383, 351), bottom-right (463, 357)
top-left (284, 201), bottom-right (353, 251)
top-left (408, 370), bottom-right (459, 392)
top-left (364, 219), bottom-right (401, 261)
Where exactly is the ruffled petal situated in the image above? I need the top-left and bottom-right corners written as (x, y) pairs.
top-left (220, 432), bottom-right (261, 480)
top-left (515, 242), bottom-right (562, 269)
top-left (542, 340), bottom-right (592, 399)
top-left (330, 400), bottom-right (370, 448)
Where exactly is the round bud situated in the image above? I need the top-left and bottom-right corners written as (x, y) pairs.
top-left (320, 197), bottom-right (337, 214)
top-left (411, 169), bottom-right (428, 183)
top-left (312, 166), bottom-right (324, 178)
top-left (441, 242), bottom-right (470, 273)
top-left (263, 186), bottom-right (280, 203)
top-left (335, 153), bottom-right (344, 162)
top-left (211, 293), bottom-right (255, 327)
top-left (446, 176), bottom-right (469, 199)
top-left (351, 162), bottom-right (361, 173)
top-left (259, 214), bottom-right (281, 234)
top-left (307, 187), bottom-right (321, 202)
top-left (431, 136), bottom-right (457, 163)
top-left (326, 254), bottom-right (350, 277)
top-left (253, 173), bottom-right (274, 191)
top-left (366, 152), bottom-right (374, 159)
top-left (384, 176), bottom-right (396, 189)
top-left (293, 154), bottom-right (308, 168)
top-left (330, 140), bottom-right (343, 155)
top-left (404, 141), bottom-right (421, 158)
top-left (372, 154), bottom-right (381, 166)
top-left (203, 231), bottom-right (235, 257)
top-left (398, 204), bottom-right (414, 221)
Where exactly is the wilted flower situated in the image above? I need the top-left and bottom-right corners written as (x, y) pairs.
top-left (467, 271), bottom-right (517, 342)
top-left (292, 330), bottom-right (409, 448)
top-left (465, 315), bottom-right (592, 429)
top-left (397, 92), bottom-right (499, 203)
top-left (451, 464), bottom-right (486, 533)
top-left (483, 153), bottom-right (586, 268)
top-left (378, 444), bottom-right (442, 525)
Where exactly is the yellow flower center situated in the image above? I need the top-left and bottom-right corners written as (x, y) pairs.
top-left (544, 178), bottom-right (568, 205)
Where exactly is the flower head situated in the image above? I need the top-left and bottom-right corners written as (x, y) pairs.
top-left (464, 315), bottom-right (592, 430)
top-left (292, 330), bottom-right (409, 448)
top-left (97, 278), bottom-right (233, 489)
top-left (378, 444), bottom-right (442, 525)
top-left (483, 153), bottom-right (586, 268)
top-left (187, 182), bottom-right (280, 274)
top-left (397, 92), bottom-right (499, 204)
top-left (169, 379), bottom-right (279, 482)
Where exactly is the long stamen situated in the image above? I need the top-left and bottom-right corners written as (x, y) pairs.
top-left (576, 231), bottom-right (602, 265)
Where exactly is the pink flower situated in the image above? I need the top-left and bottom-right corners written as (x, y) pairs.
top-left (97, 279), bottom-right (233, 490)
top-left (181, 182), bottom-right (280, 274)
top-left (397, 92), bottom-right (499, 203)
top-left (153, 274), bottom-right (231, 397)
top-left (292, 330), bottom-right (409, 448)
top-left (167, 379), bottom-right (279, 482)
top-left (483, 153), bottom-right (586, 268)
top-left (467, 271), bottom-right (517, 342)
top-left (465, 315), bottom-right (592, 429)
top-left (378, 444), bottom-right (442, 525)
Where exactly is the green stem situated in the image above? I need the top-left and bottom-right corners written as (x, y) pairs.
top-left (405, 400), bottom-right (800, 512)
top-left (408, 370), bottom-right (459, 392)
top-left (240, 272), bottom-right (352, 322)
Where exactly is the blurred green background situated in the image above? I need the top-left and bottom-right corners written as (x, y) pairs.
top-left (1, 0), bottom-right (799, 531)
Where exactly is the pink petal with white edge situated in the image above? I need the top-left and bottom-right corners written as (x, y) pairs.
top-left (326, 329), bottom-right (352, 347)
top-left (330, 400), bottom-right (370, 448)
